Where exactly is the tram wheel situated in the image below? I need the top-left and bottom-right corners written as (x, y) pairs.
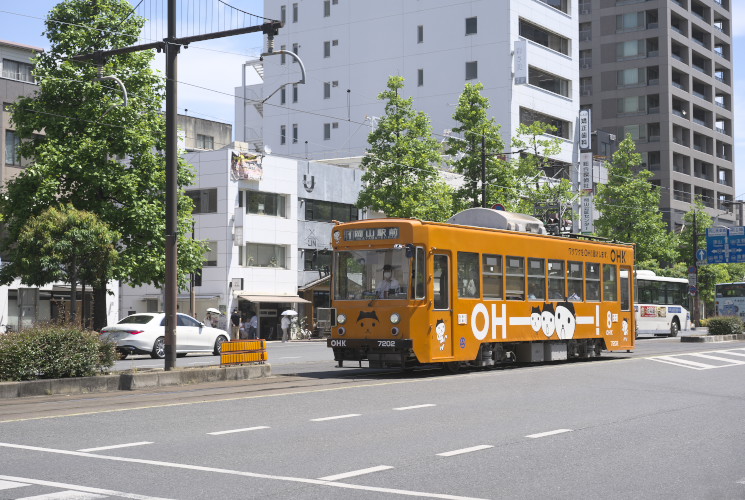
top-left (442, 362), bottom-right (461, 374)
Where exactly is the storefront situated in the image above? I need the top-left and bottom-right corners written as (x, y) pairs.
top-left (234, 294), bottom-right (310, 340)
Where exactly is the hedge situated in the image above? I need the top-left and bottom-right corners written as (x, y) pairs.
top-left (0, 325), bottom-right (117, 381)
top-left (706, 316), bottom-right (744, 336)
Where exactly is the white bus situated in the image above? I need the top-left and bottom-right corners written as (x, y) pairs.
top-left (715, 282), bottom-right (745, 319)
top-left (634, 270), bottom-right (690, 337)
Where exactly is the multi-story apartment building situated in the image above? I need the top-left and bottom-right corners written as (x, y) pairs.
top-left (579, 0), bottom-right (736, 229)
top-left (238, 0), bottom-right (581, 177)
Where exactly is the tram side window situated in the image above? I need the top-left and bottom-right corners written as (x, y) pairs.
top-left (548, 260), bottom-right (565, 300)
top-left (505, 256), bottom-right (525, 300)
top-left (620, 265), bottom-right (631, 311)
top-left (586, 263), bottom-right (600, 301)
top-left (567, 261), bottom-right (584, 301)
top-left (458, 252), bottom-right (480, 298)
top-left (433, 254), bottom-right (450, 310)
top-left (603, 264), bottom-right (618, 301)
top-left (482, 254), bottom-right (503, 299)
top-left (414, 247), bottom-right (426, 299)
top-left (527, 258), bottom-right (545, 300)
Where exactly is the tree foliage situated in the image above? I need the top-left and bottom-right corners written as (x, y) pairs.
top-left (594, 134), bottom-right (678, 264)
top-left (679, 200), bottom-right (712, 267)
top-left (2, 0), bottom-right (205, 327)
top-left (357, 76), bottom-right (452, 221)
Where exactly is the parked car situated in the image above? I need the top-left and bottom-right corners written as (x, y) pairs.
top-left (100, 313), bottom-right (229, 359)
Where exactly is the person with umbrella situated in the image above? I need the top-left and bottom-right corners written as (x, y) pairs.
top-left (204, 307), bottom-right (221, 328)
top-left (280, 309), bottom-right (296, 342)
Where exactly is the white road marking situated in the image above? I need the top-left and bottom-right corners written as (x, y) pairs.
top-left (0, 479), bottom-right (29, 490)
top-left (318, 465), bottom-right (394, 481)
top-left (722, 349), bottom-right (745, 357)
top-left (208, 426), bottom-right (270, 435)
top-left (0, 474), bottom-right (171, 500)
top-left (311, 414), bottom-right (361, 422)
top-left (0, 444), bottom-right (488, 500)
top-left (393, 404), bottom-right (436, 411)
top-left (689, 353), bottom-right (745, 365)
top-left (77, 441), bottom-right (153, 452)
top-left (16, 491), bottom-right (106, 499)
top-left (648, 356), bottom-right (717, 370)
top-left (526, 429), bottom-right (573, 439)
top-left (277, 356), bottom-right (301, 359)
top-left (437, 445), bottom-right (493, 457)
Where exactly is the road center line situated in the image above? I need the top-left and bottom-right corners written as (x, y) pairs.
top-left (393, 404), bottom-right (436, 411)
top-left (525, 429), bottom-right (573, 439)
top-left (0, 474), bottom-right (172, 500)
top-left (77, 441), bottom-right (153, 452)
top-left (311, 414), bottom-right (360, 422)
top-left (319, 465), bottom-right (394, 481)
top-left (437, 445), bottom-right (493, 457)
top-left (207, 426), bottom-right (270, 435)
top-left (0, 443), bottom-right (488, 500)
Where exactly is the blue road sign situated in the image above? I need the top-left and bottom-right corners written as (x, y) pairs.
top-left (696, 248), bottom-right (706, 263)
top-left (728, 227), bottom-right (745, 263)
top-left (706, 227), bottom-right (728, 264)
top-left (689, 285), bottom-right (697, 296)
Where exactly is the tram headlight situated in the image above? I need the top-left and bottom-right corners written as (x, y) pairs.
top-left (337, 313), bottom-right (347, 324)
top-left (390, 313), bottom-right (401, 324)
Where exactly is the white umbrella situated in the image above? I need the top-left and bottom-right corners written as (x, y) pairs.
top-left (206, 307), bottom-right (221, 314)
top-left (281, 310), bottom-right (298, 316)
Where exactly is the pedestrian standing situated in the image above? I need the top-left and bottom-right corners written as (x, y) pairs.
top-left (247, 312), bottom-right (258, 339)
top-left (230, 308), bottom-right (241, 340)
top-left (281, 314), bottom-right (291, 342)
top-left (239, 316), bottom-right (248, 339)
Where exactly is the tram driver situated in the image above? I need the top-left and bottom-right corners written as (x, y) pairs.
top-left (376, 264), bottom-right (400, 298)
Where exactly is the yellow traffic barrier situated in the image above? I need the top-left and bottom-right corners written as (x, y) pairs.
top-left (221, 339), bottom-right (267, 365)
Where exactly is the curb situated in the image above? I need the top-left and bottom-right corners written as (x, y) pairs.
top-left (680, 333), bottom-right (745, 343)
top-left (0, 364), bottom-right (272, 399)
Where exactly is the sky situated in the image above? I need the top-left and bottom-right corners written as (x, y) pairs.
top-left (1, 0), bottom-right (744, 200)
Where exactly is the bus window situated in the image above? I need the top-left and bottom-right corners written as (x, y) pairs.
top-left (548, 260), bottom-right (565, 300)
top-left (458, 252), bottom-right (480, 298)
top-left (433, 254), bottom-right (450, 310)
top-left (482, 254), bottom-right (503, 300)
top-left (603, 264), bottom-right (618, 302)
top-left (586, 263), bottom-right (600, 301)
top-left (568, 261), bottom-right (584, 301)
top-left (528, 258), bottom-right (546, 300)
top-left (414, 247), bottom-right (426, 299)
top-left (505, 256), bottom-right (525, 300)
top-left (621, 265), bottom-right (631, 311)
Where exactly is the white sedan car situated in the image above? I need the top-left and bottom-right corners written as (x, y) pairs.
top-left (100, 313), bottom-right (229, 359)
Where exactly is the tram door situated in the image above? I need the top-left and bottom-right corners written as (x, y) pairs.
top-left (431, 253), bottom-right (454, 359)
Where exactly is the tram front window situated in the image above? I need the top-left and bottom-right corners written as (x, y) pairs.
top-left (334, 249), bottom-right (411, 300)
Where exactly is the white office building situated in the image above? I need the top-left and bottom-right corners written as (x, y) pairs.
top-left (238, 0), bottom-right (580, 176)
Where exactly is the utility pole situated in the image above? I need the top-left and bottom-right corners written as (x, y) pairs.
top-left (481, 134), bottom-right (486, 208)
top-left (692, 209), bottom-right (700, 329)
top-left (72, 6), bottom-right (282, 370)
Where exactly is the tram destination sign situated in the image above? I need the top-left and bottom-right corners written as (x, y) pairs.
top-left (345, 227), bottom-right (400, 241)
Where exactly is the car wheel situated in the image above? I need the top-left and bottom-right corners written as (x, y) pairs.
top-left (117, 351), bottom-right (128, 360)
top-left (213, 335), bottom-right (227, 355)
top-left (151, 336), bottom-right (165, 359)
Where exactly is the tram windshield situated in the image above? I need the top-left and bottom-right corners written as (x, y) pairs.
top-left (334, 249), bottom-right (410, 300)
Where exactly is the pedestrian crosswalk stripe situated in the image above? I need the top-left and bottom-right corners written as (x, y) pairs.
top-left (15, 491), bottom-right (107, 499)
top-left (648, 348), bottom-right (745, 370)
top-left (0, 479), bottom-right (29, 491)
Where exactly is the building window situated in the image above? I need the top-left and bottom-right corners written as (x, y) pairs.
top-left (324, 0), bottom-right (331, 17)
top-left (542, 0), bottom-right (569, 13)
top-left (324, 41), bottom-right (331, 58)
top-left (280, 5), bottom-right (286, 24)
top-left (465, 17), bottom-right (477, 35)
top-left (204, 241), bottom-right (218, 267)
top-left (324, 82), bottom-right (331, 99)
top-left (528, 66), bottom-right (570, 97)
top-left (196, 134), bottom-right (214, 149)
top-left (2, 59), bottom-right (34, 83)
top-left (246, 191), bottom-right (286, 217)
top-left (292, 83), bottom-right (298, 103)
top-left (280, 125), bottom-right (286, 145)
top-left (280, 87), bottom-right (286, 104)
top-left (243, 244), bottom-right (286, 268)
top-left (292, 43), bottom-right (299, 60)
top-left (5, 130), bottom-right (20, 166)
top-left (186, 188), bottom-right (218, 214)
top-left (292, 124), bottom-right (298, 144)
top-left (280, 44), bottom-right (286, 65)
top-left (418, 68), bottom-right (424, 87)
top-left (292, 2), bottom-right (298, 22)
top-left (465, 61), bottom-right (478, 80)
top-left (519, 19), bottom-right (569, 55)
top-left (304, 199), bottom-right (358, 223)
top-left (417, 25), bottom-right (424, 43)
top-left (304, 249), bottom-right (332, 271)
top-left (323, 123), bottom-right (331, 140)
top-left (519, 107), bottom-right (571, 140)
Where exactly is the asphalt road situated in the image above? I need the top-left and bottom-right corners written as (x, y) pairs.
top-left (2, 334), bottom-right (745, 499)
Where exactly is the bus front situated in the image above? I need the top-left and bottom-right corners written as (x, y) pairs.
top-left (327, 222), bottom-right (426, 368)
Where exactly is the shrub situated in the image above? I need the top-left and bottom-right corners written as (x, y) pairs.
top-left (0, 324), bottom-right (116, 381)
top-left (706, 316), bottom-right (744, 336)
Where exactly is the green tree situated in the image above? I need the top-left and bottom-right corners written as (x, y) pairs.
top-left (2, 0), bottom-right (204, 329)
top-left (14, 205), bottom-right (119, 324)
top-left (594, 134), bottom-right (678, 264)
top-left (445, 83), bottom-right (511, 212)
top-left (357, 76), bottom-right (452, 221)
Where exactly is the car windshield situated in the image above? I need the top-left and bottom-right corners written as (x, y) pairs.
top-left (334, 249), bottom-right (410, 300)
top-left (118, 314), bottom-right (156, 325)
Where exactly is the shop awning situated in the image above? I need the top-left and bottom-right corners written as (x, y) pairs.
top-left (234, 293), bottom-right (310, 304)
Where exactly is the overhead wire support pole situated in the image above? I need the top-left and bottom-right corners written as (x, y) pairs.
top-left (70, 5), bottom-right (283, 371)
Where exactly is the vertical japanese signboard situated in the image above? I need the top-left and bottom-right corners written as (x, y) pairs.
top-left (579, 109), bottom-right (591, 150)
top-left (580, 152), bottom-right (593, 192)
top-left (581, 195), bottom-right (594, 234)
top-left (514, 39), bottom-right (527, 85)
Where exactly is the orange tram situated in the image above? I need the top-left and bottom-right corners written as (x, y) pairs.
top-left (326, 208), bottom-right (635, 371)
